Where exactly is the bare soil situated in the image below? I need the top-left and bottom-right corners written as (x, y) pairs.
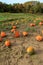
top-left (0, 22), bottom-right (43, 65)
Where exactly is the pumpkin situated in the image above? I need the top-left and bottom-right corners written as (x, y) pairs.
top-left (27, 46), bottom-right (35, 55)
top-left (30, 23), bottom-right (35, 27)
top-left (22, 31), bottom-right (28, 36)
top-left (11, 29), bottom-right (16, 33)
top-left (12, 26), bottom-right (16, 29)
top-left (14, 31), bottom-right (20, 37)
top-left (36, 35), bottom-right (43, 41)
top-left (5, 40), bottom-right (11, 47)
top-left (39, 22), bottom-right (43, 25)
top-left (0, 38), bottom-right (2, 42)
top-left (1, 32), bottom-right (6, 37)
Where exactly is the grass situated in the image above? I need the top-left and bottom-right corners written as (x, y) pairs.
top-left (0, 13), bottom-right (43, 31)
top-left (0, 13), bottom-right (43, 21)
top-left (35, 20), bottom-right (41, 25)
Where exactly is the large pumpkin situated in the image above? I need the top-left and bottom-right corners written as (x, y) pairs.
top-left (36, 35), bottom-right (43, 41)
top-left (27, 46), bottom-right (35, 55)
top-left (1, 32), bottom-right (6, 37)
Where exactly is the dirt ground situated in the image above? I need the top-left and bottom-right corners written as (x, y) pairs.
top-left (0, 22), bottom-right (43, 65)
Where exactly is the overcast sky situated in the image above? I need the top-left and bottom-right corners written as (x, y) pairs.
top-left (0, 0), bottom-right (43, 4)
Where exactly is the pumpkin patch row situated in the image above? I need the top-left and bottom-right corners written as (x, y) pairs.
top-left (11, 25), bottom-right (43, 41)
top-left (30, 21), bottom-right (43, 27)
top-left (0, 21), bottom-right (43, 55)
top-left (0, 31), bottom-right (35, 55)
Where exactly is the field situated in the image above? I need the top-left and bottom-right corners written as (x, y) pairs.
top-left (0, 13), bottom-right (43, 65)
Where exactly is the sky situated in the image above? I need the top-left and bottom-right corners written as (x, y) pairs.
top-left (0, 0), bottom-right (43, 4)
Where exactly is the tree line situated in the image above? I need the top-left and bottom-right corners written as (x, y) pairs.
top-left (0, 1), bottom-right (43, 13)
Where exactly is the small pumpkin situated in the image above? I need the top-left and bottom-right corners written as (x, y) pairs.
top-left (1, 32), bottom-right (6, 37)
top-left (27, 46), bottom-right (35, 55)
top-left (5, 40), bottom-right (11, 47)
top-left (14, 31), bottom-right (20, 37)
top-left (11, 29), bottom-right (16, 33)
top-left (39, 22), bottom-right (43, 25)
top-left (0, 38), bottom-right (2, 42)
top-left (12, 26), bottom-right (16, 29)
top-left (30, 23), bottom-right (35, 27)
top-left (36, 35), bottom-right (43, 41)
top-left (22, 31), bottom-right (28, 36)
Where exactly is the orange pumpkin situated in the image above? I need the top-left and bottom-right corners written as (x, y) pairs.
top-left (5, 40), bottom-right (11, 47)
top-left (11, 29), bottom-right (16, 33)
top-left (14, 31), bottom-right (20, 37)
top-left (12, 26), bottom-right (16, 29)
top-left (27, 46), bottom-right (34, 55)
top-left (0, 38), bottom-right (2, 42)
top-left (30, 23), bottom-right (35, 27)
top-left (22, 31), bottom-right (28, 36)
top-left (1, 32), bottom-right (6, 37)
top-left (36, 35), bottom-right (43, 41)
top-left (39, 22), bottom-right (43, 25)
